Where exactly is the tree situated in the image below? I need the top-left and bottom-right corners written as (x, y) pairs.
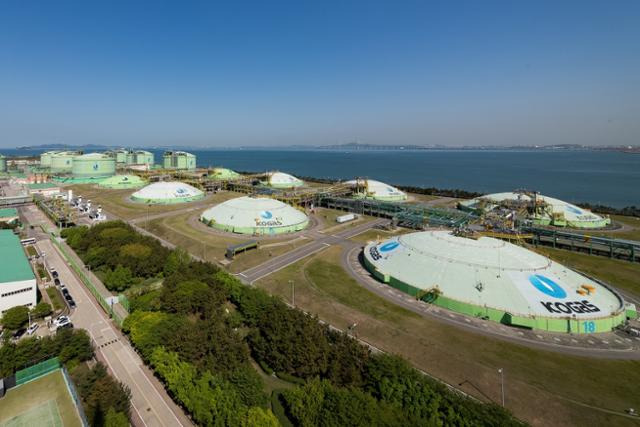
top-left (242, 407), bottom-right (279, 427)
top-left (1, 305), bottom-right (29, 330)
top-left (104, 409), bottom-right (129, 427)
top-left (163, 248), bottom-right (191, 276)
top-left (103, 266), bottom-right (134, 292)
top-left (31, 302), bottom-right (52, 319)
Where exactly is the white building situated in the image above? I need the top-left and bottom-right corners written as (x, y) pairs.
top-left (0, 230), bottom-right (37, 316)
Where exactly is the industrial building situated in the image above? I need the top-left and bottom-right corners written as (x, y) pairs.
top-left (200, 196), bottom-right (309, 235)
top-left (98, 175), bottom-right (146, 189)
top-left (264, 171), bottom-right (304, 188)
top-left (459, 191), bottom-right (611, 229)
top-left (0, 230), bottom-right (37, 316)
top-left (364, 230), bottom-right (634, 333)
top-left (49, 151), bottom-right (82, 174)
top-left (0, 208), bottom-right (19, 224)
top-left (346, 179), bottom-right (407, 202)
top-left (163, 151), bottom-right (196, 170)
top-left (208, 167), bottom-right (240, 180)
top-left (27, 182), bottom-right (61, 197)
top-left (131, 181), bottom-right (204, 204)
top-left (71, 153), bottom-right (116, 179)
top-left (0, 154), bottom-right (6, 173)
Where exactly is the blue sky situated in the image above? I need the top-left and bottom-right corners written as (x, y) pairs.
top-left (1, 1), bottom-right (639, 147)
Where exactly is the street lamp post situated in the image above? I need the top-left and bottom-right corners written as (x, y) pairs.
top-left (498, 368), bottom-right (505, 407)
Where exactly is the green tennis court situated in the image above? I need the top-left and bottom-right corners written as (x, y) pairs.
top-left (0, 370), bottom-right (81, 427)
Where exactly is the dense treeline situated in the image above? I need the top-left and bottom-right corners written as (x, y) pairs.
top-left (0, 329), bottom-right (132, 427)
top-left (71, 363), bottom-right (132, 427)
top-left (0, 329), bottom-right (92, 376)
top-left (61, 221), bottom-right (171, 291)
top-left (63, 222), bottom-right (519, 426)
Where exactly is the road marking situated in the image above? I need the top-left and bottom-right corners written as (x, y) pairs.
top-left (48, 238), bottom-right (184, 427)
top-left (246, 244), bottom-right (330, 283)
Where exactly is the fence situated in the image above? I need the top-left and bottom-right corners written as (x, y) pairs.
top-left (61, 366), bottom-right (90, 427)
top-left (15, 357), bottom-right (60, 386)
top-left (49, 235), bottom-right (126, 327)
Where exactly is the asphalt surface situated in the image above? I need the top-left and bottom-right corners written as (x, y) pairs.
top-left (238, 218), bottom-right (388, 283)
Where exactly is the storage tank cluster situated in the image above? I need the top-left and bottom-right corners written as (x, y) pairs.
top-left (163, 151), bottom-right (196, 170)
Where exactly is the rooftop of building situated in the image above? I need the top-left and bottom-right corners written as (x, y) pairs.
top-left (0, 208), bottom-right (19, 218)
top-left (0, 230), bottom-right (35, 283)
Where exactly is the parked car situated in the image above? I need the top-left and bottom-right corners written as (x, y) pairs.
top-left (51, 270), bottom-right (58, 278)
top-left (27, 324), bottom-right (39, 335)
top-left (68, 299), bottom-right (76, 309)
top-left (64, 294), bottom-right (73, 301)
top-left (54, 278), bottom-right (60, 286)
top-left (62, 288), bottom-right (69, 296)
top-left (54, 315), bottom-right (70, 327)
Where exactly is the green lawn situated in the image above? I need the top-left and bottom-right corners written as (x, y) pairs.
top-left (587, 215), bottom-right (640, 241)
top-left (141, 210), bottom-right (307, 273)
top-left (533, 246), bottom-right (640, 297)
top-left (257, 246), bottom-right (640, 427)
top-left (0, 370), bottom-right (82, 427)
top-left (46, 288), bottom-right (65, 311)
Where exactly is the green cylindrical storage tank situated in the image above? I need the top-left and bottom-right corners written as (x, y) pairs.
top-left (72, 153), bottom-right (116, 178)
top-left (50, 151), bottom-right (80, 173)
top-left (0, 154), bottom-right (6, 173)
top-left (132, 150), bottom-right (154, 165)
top-left (162, 151), bottom-right (196, 170)
top-left (106, 149), bottom-right (129, 165)
top-left (40, 151), bottom-right (59, 168)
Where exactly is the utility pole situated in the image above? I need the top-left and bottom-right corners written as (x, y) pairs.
top-left (498, 368), bottom-right (505, 407)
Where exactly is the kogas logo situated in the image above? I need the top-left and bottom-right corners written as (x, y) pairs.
top-left (260, 211), bottom-right (273, 219)
top-left (529, 274), bottom-right (567, 299)
top-left (176, 188), bottom-right (186, 195)
top-left (93, 163), bottom-right (99, 170)
top-left (379, 241), bottom-right (399, 252)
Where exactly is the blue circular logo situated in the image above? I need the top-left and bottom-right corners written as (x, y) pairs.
top-left (379, 241), bottom-right (399, 252)
top-left (529, 274), bottom-right (566, 299)
top-left (176, 188), bottom-right (186, 194)
top-left (93, 163), bottom-right (99, 170)
top-left (261, 211), bottom-right (273, 219)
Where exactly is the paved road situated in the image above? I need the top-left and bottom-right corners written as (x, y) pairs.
top-left (37, 238), bottom-right (192, 427)
top-left (238, 218), bottom-right (388, 283)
